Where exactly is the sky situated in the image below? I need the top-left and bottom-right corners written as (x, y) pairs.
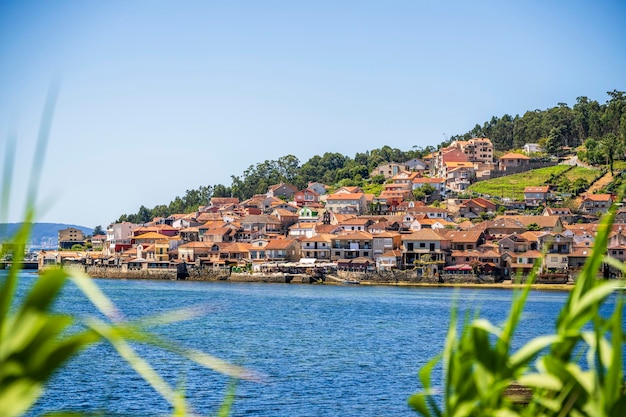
top-left (1, 1), bottom-right (625, 228)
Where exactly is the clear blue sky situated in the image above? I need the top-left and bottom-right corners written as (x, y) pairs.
top-left (1, 0), bottom-right (625, 228)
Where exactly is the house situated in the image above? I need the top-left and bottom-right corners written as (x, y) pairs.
top-left (578, 194), bottom-right (613, 215)
top-left (132, 224), bottom-right (180, 238)
top-left (265, 238), bottom-right (302, 262)
top-left (248, 238), bottom-right (301, 262)
top-left (372, 231), bottom-right (402, 258)
top-left (307, 182), bottom-right (328, 195)
top-left (206, 197), bottom-right (240, 210)
top-left (267, 183), bottom-right (298, 200)
top-left (501, 250), bottom-right (542, 278)
top-left (499, 153), bottom-right (530, 171)
top-left (178, 226), bottom-right (199, 243)
top-left (403, 158), bottom-right (427, 172)
top-left (330, 231), bottom-right (374, 261)
top-left (500, 215), bottom-right (564, 233)
top-left (400, 229), bottom-right (451, 268)
top-left (412, 177), bottom-right (447, 195)
top-left (325, 192), bottom-right (367, 215)
top-left (376, 250), bottom-right (403, 271)
top-left (288, 222), bottom-right (317, 238)
top-left (177, 241), bottom-right (216, 262)
top-left (441, 230), bottom-right (484, 251)
top-left (444, 163), bottom-right (475, 192)
top-left (538, 233), bottom-right (573, 272)
top-left (449, 138), bottom-right (494, 163)
top-left (449, 249), bottom-right (480, 267)
top-left (407, 206), bottom-right (451, 220)
top-left (457, 197), bottom-right (497, 218)
top-left (294, 188), bottom-right (320, 206)
top-left (239, 214), bottom-right (283, 241)
top-left (131, 232), bottom-right (174, 262)
top-left (391, 170), bottom-right (421, 185)
top-left (475, 217), bottom-right (527, 240)
top-left (523, 143), bottom-right (543, 155)
top-left (90, 234), bottom-right (106, 251)
top-left (542, 207), bottom-right (574, 224)
top-left (498, 233), bottom-right (533, 254)
top-left (58, 227), bottom-right (85, 250)
top-left (371, 162), bottom-right (407, 179)
top-left (220, 242), bottom-right (251, 264)
top-left (524, 186), bottom-right (551, 207)
top-left (272, 208), bottom-right (299, 229)
top-left (198, 222), bottom-right (237, 243)
top-left (300, 234), bottom-right (333, 260)
top-left (298, 206), bottom-right (321, 223)
top-left (105, 222), bottom-right (138, 256)
top-left (432, 147), bottom-right (469, 178)
top-left (339, 217), bottom-right (374, 232)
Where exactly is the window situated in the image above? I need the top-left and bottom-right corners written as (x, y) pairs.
top-left (419, 243), bottom-right (426, 248)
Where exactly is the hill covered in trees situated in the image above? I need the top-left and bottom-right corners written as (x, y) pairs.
top-left (116, 90), bottom-right (626, 224)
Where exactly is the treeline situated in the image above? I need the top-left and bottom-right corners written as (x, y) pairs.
top-left (451, 90), bottom-right (626, 153)
top-left (116, 90), bottom-right (626, 224)
top-left (116, 147), bottom-right (422, 223)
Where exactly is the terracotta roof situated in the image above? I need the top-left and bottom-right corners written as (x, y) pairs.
top-left (372, 231), bottom-right (401, 238)
top-left (445, 161), bottom-right (474, 168)
top-left (315, 224), bottom-right (342, 234)
top-left (326, 192), bottom-right (365, 201)
top-left (241, 214), bottom-right (282, 224)
top-left (500, 152), bottom-right (530, 160)
top-left (413, 177), bottom-right (445, 184)
top-left (582, 194), bottom-right (612, 202)
top-left (301, 233), bottom-right (333, 243)
top-left (380, 250), bottom-right (402, 258)
top-left (133, 232), bottom-right (173, 240)
top-left (334, 231), bottom-right (374, 240)
top-left (570, 247), bottom-right (593, 257)
top-left (442, 230), bottom-right (483, 243)
top-left (500, 215), bottom-right (561, 229)
top-left (179, 241), bottom-right (215, 249)
top-left (222, 242), bottom-right (251, 253)
top-left (402, 229), bottom-right (450, 241)
top-left (265, 239), bottom-right (298, 250)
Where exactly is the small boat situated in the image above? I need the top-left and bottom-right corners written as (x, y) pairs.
top-left (342, 279), bottom-right (360, 285)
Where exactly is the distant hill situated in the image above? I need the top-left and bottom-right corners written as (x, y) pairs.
top-left (0, 223), bottom-right (94, 250)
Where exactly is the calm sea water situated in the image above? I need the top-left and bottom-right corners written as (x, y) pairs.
top-left (8, 271), bottom-right (621, 417)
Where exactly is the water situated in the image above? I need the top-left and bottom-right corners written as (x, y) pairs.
top-left (7, 272), bottom-right (620, 416)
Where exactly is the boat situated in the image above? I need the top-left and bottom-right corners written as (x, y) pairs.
top-left (342, 279), bottom-right (360, 285)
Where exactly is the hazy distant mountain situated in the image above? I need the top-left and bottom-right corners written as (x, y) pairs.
top-left (0, 223), bottom-right (94, 250)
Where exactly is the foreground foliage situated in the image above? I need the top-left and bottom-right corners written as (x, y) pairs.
top-left (409, 202), bottom-right (626, 416)
top-left (0, 87), bottom-right (255, 417)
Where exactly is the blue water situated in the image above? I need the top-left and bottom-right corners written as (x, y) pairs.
top-left (7, 271), bottom-right (621, 416)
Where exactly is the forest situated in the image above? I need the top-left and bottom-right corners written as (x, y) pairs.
top-left (116, 90), bottom-right (626, 224)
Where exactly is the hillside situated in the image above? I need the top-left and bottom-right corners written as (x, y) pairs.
top-left (467, 165), bottom-right (607, 201)
top-left (0, 223), bottom-right (93, 250)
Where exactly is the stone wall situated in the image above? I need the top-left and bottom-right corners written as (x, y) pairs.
top-left (85, 266), bottom-right (177, 280)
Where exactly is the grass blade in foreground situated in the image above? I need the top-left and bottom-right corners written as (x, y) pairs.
top-left (409, 197), bottom-right (626, 416)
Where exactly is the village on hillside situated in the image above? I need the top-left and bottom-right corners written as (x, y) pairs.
top-left (36, 138), bottom-right (626, 284)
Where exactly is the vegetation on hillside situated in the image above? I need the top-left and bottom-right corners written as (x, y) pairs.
top-left (116, 90), bottom-right (626, 224)
top-left (467, 166), bottom-right (572, 200)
